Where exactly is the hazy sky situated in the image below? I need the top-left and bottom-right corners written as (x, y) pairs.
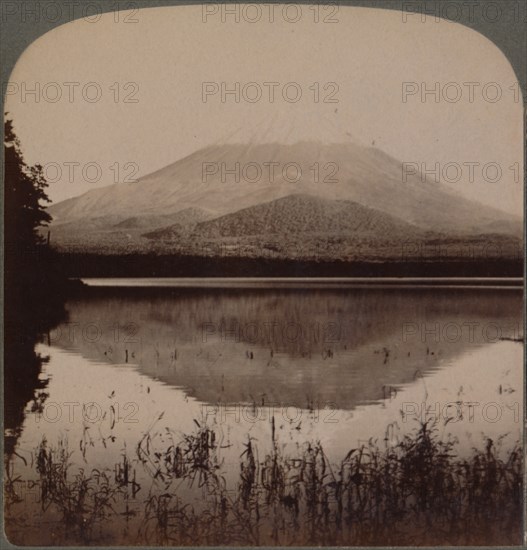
top-left (4, 5), bottom-right (523, 216)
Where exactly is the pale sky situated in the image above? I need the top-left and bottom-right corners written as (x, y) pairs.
top-left (4, 5), bottom-right (523, 216)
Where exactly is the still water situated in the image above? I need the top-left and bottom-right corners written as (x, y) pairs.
top-left (5, 284), bottom-right (523, 544)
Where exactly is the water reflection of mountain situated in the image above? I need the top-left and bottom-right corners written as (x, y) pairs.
top-left (52, 288), bottom-right (522, 410)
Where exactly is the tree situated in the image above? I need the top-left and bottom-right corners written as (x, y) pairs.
top-left (3, 116), bottom-right (69, 456)
top-left (4, 116), bottom-right (51, 261)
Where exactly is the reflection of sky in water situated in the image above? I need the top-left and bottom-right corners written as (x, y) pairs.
top-left (17, 339), bottom-right (522, 467)
top-left (7, 288), bottom-right (523, 544)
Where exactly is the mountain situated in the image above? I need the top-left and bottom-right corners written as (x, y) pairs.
top-left (191, 194), bottom-right (422, 238)
top-left (46, 142), bottom-right (522, 261)
top-left (142, 207), bottom-right (214, 238)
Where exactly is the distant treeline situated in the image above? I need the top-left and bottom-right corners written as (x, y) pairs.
top-left (54, 253), bottom-right (523, 279)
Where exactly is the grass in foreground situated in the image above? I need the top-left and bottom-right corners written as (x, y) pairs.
top-left (5, 416), bottom-right (523, 546)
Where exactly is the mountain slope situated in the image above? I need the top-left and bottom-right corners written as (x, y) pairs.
top-left (45, 142), bottom-right (523, 260)
top-left (47, 142), bottom-right (521, 236)
top-left (191, 194), bottom-right (424, 238)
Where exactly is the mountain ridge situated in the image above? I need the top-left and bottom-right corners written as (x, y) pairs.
top-left (45, 141), bottom-right (523, 260)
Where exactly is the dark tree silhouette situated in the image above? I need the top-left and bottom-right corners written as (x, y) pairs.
top-left (4, 117), bottom-right (51, 252)
top-left (4, 116), bottom-right (70, 456)
top-left (3, 115), bottom-right (62, 318)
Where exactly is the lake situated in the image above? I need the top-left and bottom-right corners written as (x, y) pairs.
top-left (5, 282), bottom-right (524, 545)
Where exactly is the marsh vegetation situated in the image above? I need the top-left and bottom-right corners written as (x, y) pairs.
top-left (5, 411), bottom-right (522, 546)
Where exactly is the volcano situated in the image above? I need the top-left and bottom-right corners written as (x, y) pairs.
top-left (46, 141), bottom-right (522, 262)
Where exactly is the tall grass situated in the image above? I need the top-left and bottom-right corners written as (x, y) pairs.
top-left (6, 416), bottom-right (523, 546)
top-left (34, 436), bottom-right (125, 541)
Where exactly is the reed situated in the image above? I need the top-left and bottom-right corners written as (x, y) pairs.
top-left (8, 415), bottom-right (522, 546)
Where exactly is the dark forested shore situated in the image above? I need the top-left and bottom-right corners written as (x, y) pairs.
top-left (54, 252), bottom-right (523, 279)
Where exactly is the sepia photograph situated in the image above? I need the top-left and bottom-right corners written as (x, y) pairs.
top-left (2, 1), bottom-right (525, 546)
